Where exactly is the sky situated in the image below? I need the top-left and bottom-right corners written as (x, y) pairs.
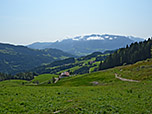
top-left (0, 0), bottom-right (152, 45)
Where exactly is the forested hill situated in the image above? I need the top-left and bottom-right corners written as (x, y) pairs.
top-left (99, 38), bottom-right (152, 70)
top-left (31, 52), bottom-right (108, 75)
top-left (0, 43), bottom-right (74, 74)
top-left (0, 51), bottom-right (108, 81)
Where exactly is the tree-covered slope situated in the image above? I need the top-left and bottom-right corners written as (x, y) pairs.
top-left (0, 43), bottom-right (74, 74)
top-left (0, 72), bottom-right (35, 81)
top-left (99, 38), bottom-right (152, 70)
top-left (31, 52), bottom-right (109, 75)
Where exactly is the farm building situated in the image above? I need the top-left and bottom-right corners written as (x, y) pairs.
top-left (59, 72), bottom-right (70, 78)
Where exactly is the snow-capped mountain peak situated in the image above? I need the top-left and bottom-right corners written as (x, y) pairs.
top-left (87, 36), bottom-right (104, 40)
top-left (72, 34), bottom-right (144, 42)
top-left (71, 34), bottom-right (144, 41)
top-left (28, 33), bottom-right (145, 56)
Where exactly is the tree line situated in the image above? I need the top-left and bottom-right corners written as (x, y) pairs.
top-left (0, 72), bottom-right (36, 81)
top-left (99, 38), bottom-right (152, 70)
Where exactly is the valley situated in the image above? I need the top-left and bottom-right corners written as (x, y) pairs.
top-left (0, 37), bottom-right (151, 113)
top-left (1, 0), bottom-right (151, 113)
top-left (0, 43), bottom-right (74, 74)
top-left (0, 58), bottom-right (152, 113)
top-left (31, 52), bottom-right (109, 76)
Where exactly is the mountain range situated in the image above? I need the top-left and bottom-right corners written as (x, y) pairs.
top-left (0, 43), bottom-right (74, 74)
top-left (27, 34), bottom-right (144, 56)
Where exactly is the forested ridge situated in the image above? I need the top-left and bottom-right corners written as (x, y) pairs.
top-left (99, 38), bottom-right (152, 70)
top-left (1, 38), bottom-right (151, 82)
top-left (31, 52), bottom-right (107, 75)
top-left (0, 52), bottom-right (107, 81)
top-left (0, 43), bottom-right (73, 74)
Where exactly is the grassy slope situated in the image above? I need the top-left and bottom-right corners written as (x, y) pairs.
top-left (53, 58), bottom-right (152, 86)
top-left (56, 57), bottom-right (100, 74)
top-left (31, 74), bottom-right (58, 83)
top-left (0, 74), bottom-right (58, 86)
top-left (34, 53), bottom-right (105, 76)
top-left (0, 80), bottom-right (28, 86)
top-left (0, 82), bottom-right (151, 113)
top-left (113, 58), bottom-right (152, 81)
top-left (53, 70), bottom-right (117, 86)
top-left (0, 59), bottom-right (152, 113)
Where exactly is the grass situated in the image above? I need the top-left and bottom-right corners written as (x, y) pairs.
top-left (56, 59), bottom-right (101, 75)
top-left (34, 53), bottom-right (107, 76)
top-left (0, 80), bottom-right (28, 86)
top-left (0, 58), bottom-right (152, 113)
top-left (31, 74), bottom-right (58, 84)
top-left (113, 58), bottom-right (152, 81)
top-left (52, 58), bottom-right (152, 86)
top-left (0, 82), bottom-right (152, 113)
top-left (53, 70), bottom-right (118, 86)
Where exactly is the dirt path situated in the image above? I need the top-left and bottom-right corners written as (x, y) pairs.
top-left (115, 73), bottom-right (140, 82)
top-left (54, 78), bottom-right (59, 83)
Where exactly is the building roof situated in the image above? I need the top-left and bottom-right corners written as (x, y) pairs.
top-left (61, 72), bottom-right (70, 76)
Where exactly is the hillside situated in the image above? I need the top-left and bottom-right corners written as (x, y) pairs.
top-left (114, 58), bottom-right (152, 81)
top-left (0, 43), bottom-right (74, 74)
top-left (99, 38), bottom-right (152, 70)
top-left (31, 52), bottom-right (109, 75)
top-left (31, 74), bottom-right (58, 85)
top-left (53, 58), bottom-right (152, 86)
top-left (0, 58), bottom-right (152, 113)
top-left (1, 58), bottom-right (152, 86)
top-left (28, 34), bottom-right (144, 56)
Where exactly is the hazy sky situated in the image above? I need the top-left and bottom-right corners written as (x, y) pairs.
top-left (0, 0), bottom-right (152, 45)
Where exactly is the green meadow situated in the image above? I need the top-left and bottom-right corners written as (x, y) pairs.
top-left (0, 59), bottom-right (152, 113)
top-left (0, 81), bottom-right (152, 114)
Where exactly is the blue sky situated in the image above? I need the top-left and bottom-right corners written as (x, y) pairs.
top-left (0, 0), bottom-right (152, 45)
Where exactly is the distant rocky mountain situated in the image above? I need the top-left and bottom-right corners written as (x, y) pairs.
top-left (0, 43), bottom-right (74, 74)
top-left (27, 34), bottom-right (144, 56)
